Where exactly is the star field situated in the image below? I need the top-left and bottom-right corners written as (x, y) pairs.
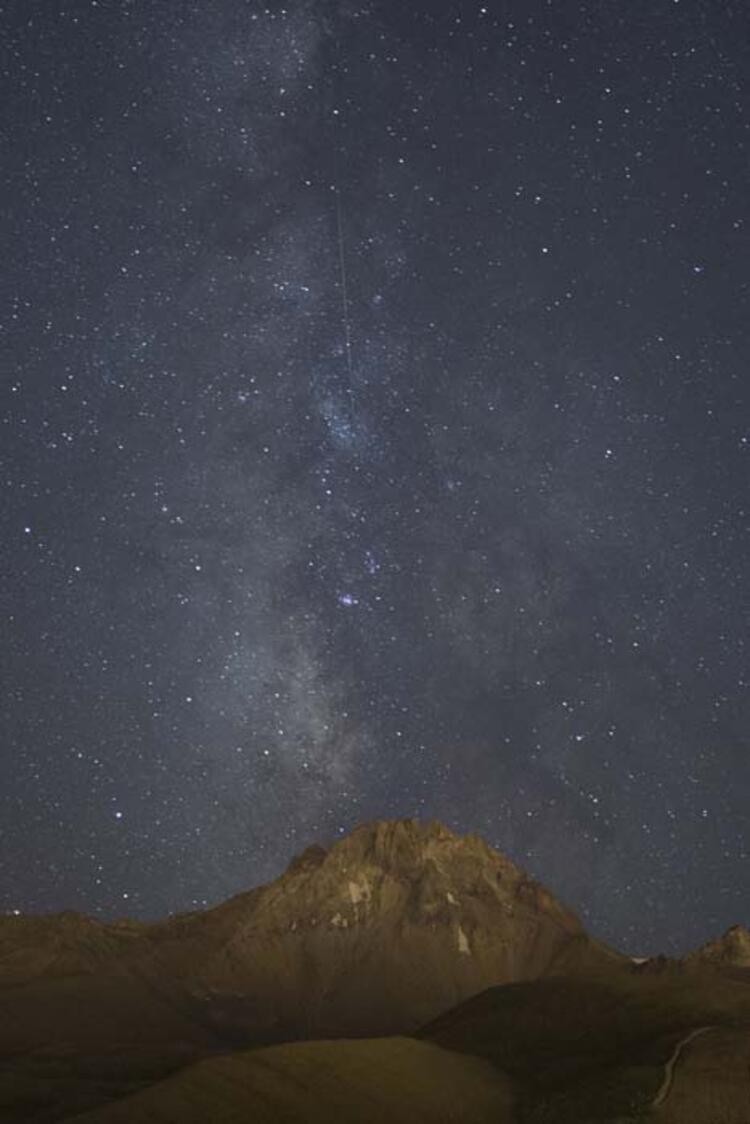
top-left (1, 0), bottom-right (748, 954)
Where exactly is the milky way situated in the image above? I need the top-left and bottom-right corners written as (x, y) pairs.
top-left (1, 0), bottom-right (748, 953)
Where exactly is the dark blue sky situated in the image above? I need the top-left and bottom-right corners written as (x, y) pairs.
top-left (1, 0), bottom-right (748, 954)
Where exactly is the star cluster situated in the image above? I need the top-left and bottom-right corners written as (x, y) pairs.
top-left (1, 0), bottom-right (748, 953)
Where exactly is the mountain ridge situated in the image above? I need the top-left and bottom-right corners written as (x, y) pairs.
top-left (1, 818), bottom-right (616, 1049)
top-left (3, 820), bottom-right (745, 970)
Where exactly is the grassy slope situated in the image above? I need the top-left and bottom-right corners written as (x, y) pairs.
top-left (0, 1045), bottom-right (206, 1124)
top-left (422, 965), bottom-right (750, 1121)
top-left (62, 1038), bottom-right (515, 1124)
top-left (655, 1025), bottom-right (750, 1124)
top-left (3, 961), bottom-right (749, 1123)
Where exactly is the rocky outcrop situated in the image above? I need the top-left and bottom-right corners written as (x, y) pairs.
top-left (686, 925), bottom-right (750, 968)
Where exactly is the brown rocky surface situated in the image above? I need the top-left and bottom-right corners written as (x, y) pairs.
top-left (685, 924), bottom-right (750, 969)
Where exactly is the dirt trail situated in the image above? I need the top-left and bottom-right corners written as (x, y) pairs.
top-left (651, 1026), bottom-right (715, 1109)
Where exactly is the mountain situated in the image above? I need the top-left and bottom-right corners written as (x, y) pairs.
top-left (0, 819), bottom-right (616, 1054)
top-left (2, 819), bottom-right (748, 1123)
top-left (134, 817), bottom-right (619, 1041)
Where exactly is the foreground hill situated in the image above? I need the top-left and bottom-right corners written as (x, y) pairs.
top-left (422, 965), bottom-right (750, 1121)
top-left (62, 1038), bottom-right (515, 1124)
top-left (15, 965), bottom-right (749, 1124)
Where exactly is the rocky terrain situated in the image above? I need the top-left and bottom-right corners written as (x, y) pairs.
top-left (685, 923), bottom-right (750, 969)
top-left (1, 819), bottom-right (748, 1123)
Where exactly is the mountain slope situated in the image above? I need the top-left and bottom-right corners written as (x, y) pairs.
top-left (420, 964), bottom-right (750, 1122)
top-left (63, 1038), bottom-right (515, 1124)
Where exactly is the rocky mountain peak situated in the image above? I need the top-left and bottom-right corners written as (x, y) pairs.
top-left (688, 923), bottom-right (750, 967)
top-left (287, 818), bottom-right (519, 881)
top-left (319, 818), bottom-right (472, 872)
top-left (278, 819), bottom-right (578, 932)
top-left (174, 817), bottom-right (609, 1039)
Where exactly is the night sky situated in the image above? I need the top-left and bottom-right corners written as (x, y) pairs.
top-left (1, 0), bottom-right (748, 955)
